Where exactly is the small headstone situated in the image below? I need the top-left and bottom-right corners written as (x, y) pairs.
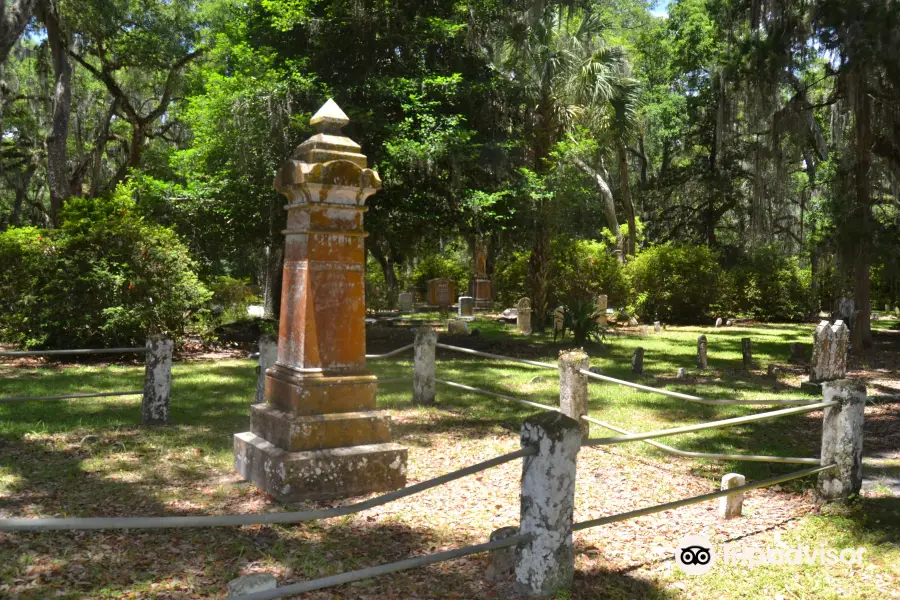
top-left (247, 305), bottom-right (265, 318)
top-left (872, 313), bottom-right (879, 321)
top-left (458, 296), bottom-right (475, 317)
top-left (398, 291), bottom-right (413, 312)
top-left (448, 319), bottom-right (469, 335)
top-left (715, 317), bottom-right (724, 328)
top-left (653, 321), bottom-right (661, 333)
top-left (632, 347), bottom-right (644, 374)
top-left (718, 473), bottom-right (745, 520)
top-left (767, 364), bottom-right (781, 378)
top-left (886, 303), bottom-right (891, 312)
top-left (895, 306), bottom-right (900, 315)
top-left (469, 328), bottom-right (481, 337)
top-left (517, 297), bottom-right (532, 334)
top-left (529, 375), bottom-right (545, 384)
top-left (589, 366), bottom-right (602, 375)
top-left (726, 319), bottom-right (734, 326)
top-left (227, 574), bottom-right (277, 599)
top-left (741, 337), bottom-right (752, 369)
top-left (595, 294), bottom-right (608, 327)
top-left (485, 526), bottom-right (519, 582)
top-left (677, 367), bottom-right (687, 380)
top-left (628, 316), bottom-right (639, 326)
top-left (789, 342), bottom-right (808, 364)
top-left (836, 296), bottom-right (855, 324)
top-left (697, 335), bottom-right (708, 370)
top-left (553, 306), bottom-right (565, 335)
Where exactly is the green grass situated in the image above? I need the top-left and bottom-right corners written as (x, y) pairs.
top-left (1, 319), bottom-right (898, 598)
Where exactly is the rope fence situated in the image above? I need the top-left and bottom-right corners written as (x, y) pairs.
top-left (366, 344), bottom-right (415, 360)
top-left (582, 415), bottom-right (821, 465)
top-left (434, 378), bottom-right (559, 412)
top-left (233, 533), bottom-right (532, 600)
top-left (581, 401), bottom-right (835, 447)
top-left (0, 446), bottom-right (534, 532)
top-left (573, 464), bottom-right (835, 531)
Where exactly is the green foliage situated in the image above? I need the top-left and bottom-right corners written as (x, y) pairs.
top-left (627, 243), bottom-right (721, 323)
top-left (493, 250), bottom-right (530, 308)
top-left (364, 255), bottom-right (391, 312)
top-left (411, 251), bottom-right (469, 292)
top-left (559, 298), bottom-right (607, 346)
top-left (549, 239), bottom-right (628, 308)
top-left (719, 246), bottom-right (811, 321)
top-left (0, 184), bottom-right (210, 348)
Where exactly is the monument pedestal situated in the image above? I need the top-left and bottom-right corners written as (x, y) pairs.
top-left (234, 99), bottom-right (406, 500)
top-left (469, 278), bottom-right (493, 310)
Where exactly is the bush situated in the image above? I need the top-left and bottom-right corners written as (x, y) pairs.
top-left (411, 251), bottom-right (469, 292)
top-left (549, 239), bottom-right (628, 309)
top-left (493, 250), bottom-right (530, 307)
top-left (0, 184), bottom-right (210, 348)
top-left (719, 246), bottom-right (811, 321)
top-left (627, 244), bottom-right (721, 323)
top-left (558, 297), bottom-right (607, 345)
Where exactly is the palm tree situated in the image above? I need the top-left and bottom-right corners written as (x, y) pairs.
top-left (492, 5), bottom-right (639, 328)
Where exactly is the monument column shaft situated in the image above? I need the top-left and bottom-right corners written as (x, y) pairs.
top-left (276, 196), bottom-right (368, 373)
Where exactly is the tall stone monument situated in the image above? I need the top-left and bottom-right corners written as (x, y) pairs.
top-left (469, 237), bottom-right (493, 309)
top-left (234, 100), bottom-right (407, 501)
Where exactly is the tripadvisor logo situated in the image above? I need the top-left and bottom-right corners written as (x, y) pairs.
top-left (675, 535), bottom-right (715, 575)
top-left (675, 534), bottom-right (869, 575)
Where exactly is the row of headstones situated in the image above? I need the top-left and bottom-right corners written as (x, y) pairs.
top-left (626, 335), bottom-right (752, 375)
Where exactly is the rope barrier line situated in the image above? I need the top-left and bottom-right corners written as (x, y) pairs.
top-left (0, 390), bottom-right (144, 404)
top-left (578, 368), bottom-right (816, 406)
top-left (365, 344), bottom-right (415, 360)
top-left (573, 464), bottom-right (834, 531)
top-left (0, 447), bottom-right (535, 532)
top-left (435, 343), bottom-right (558, 371)
top-left (233, 533), bottom-right (532, 600)
top-left (582, 415), bottom-right (821, 465)
top-left (581, 401), bottom-right (836, 447)
top-left (435, 378), bottom-right (559, 412)
top-left (0, 347), bottom-right (148, 356)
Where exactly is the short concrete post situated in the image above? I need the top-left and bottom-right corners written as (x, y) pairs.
top-left (817, 379), bottom-right (866, 503)
top-left (516, 412), bottom-right (580, 599)
top-left (486, 526), bottom-right (519, 582)
top-left (254, 334), bottom-right (277, 404)
top-left (632, 347), bottom-right (644, 375)
top-left (697, 335), bottom-right (708, 370)
top-left (142, 335), bottom-right (173, 425)
top-left (741, 338), bottom-right (752, 369)
top-left (718, 473), bottom-right (745, 520)
top-left (677, 367), bottom-right (687, 380)
top-left (558, 350), bottom-right (590, 440)
top-left (413, 327), bottom-right (437, 405)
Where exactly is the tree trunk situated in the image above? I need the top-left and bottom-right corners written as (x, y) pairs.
top-left (851, 72), bottom-right (874, 348)
top-left (370, 244), bottom-right (399, 310)
top-left (570, 156), bottom-right (624, 261)
top-left (0, 0), bottom-right (37, 65)
top-left (528, 222), bottom-right (551, 331)
top-left (43, 0), bottom-right (71, 226)
top-left (617, 140), bottom-right (637, 256)
top-left (263, 243), bottom-right (284, 320)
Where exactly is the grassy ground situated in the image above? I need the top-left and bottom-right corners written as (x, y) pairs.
top-left (0, 320), bottom-right (897, 599)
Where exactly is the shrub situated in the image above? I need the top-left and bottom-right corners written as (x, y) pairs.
top-left (0, 184), bottom-right (210, 348)
top-left (365, 255), bottom-right (391, 312)
top-left (558, 297), bottom-right (607, 345)
top-left (549, 239), bottom-right (628, 309)
top-left (627, 244), bottom-right (721, 323)
top-left (720, 246), bottom-right (811, 321)
top-left (411, 251), bottom-right (469, 292)
top-left (493, 250), bottom-right (530, 307)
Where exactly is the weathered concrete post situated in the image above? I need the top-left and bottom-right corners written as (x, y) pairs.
top-left (718, 473), bottom-right (745, 520)
top-left (741, 338), bottom-right (752, 369)
top-left (254, 335), bottom-right (278, 404)
top-left (817, 379), bottom-right (866, 503)
top-left (234, 100), bottom-right (407, 500)
top-left (632, 347), bottom-right (644, 375)
top-left (413, 327), bottom-right (437, 405)
top-left (804, 320), bottom-right (850, 393)
top-left (697, 335), bottom-right (708, 370)
top-left (558, 350), bottom-right (590, 439)
top-left (142, 335), bottom-right (173, 425)
top-left (516, 412), bottom-right (580, 599)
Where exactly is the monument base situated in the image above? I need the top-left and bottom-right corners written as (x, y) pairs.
top-left (469, 278), bottom-right (493, 310)
top-left (234, 432), bottom-right (407, 501)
